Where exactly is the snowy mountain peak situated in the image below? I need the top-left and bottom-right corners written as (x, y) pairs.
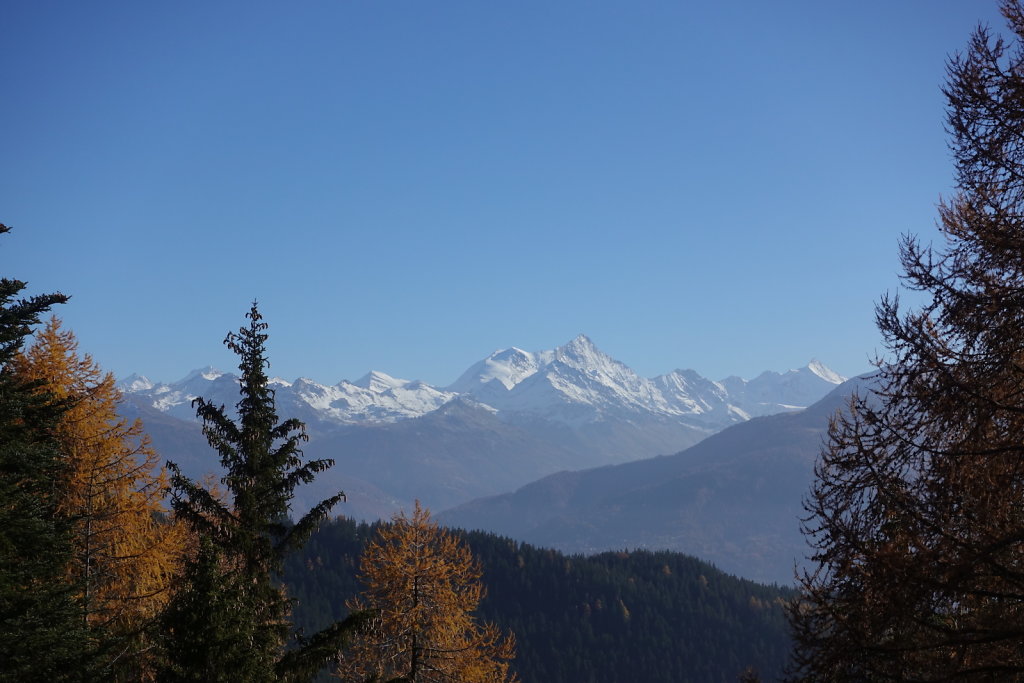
top-left (663, 368), bottom-right (710, 384)
top-left (806, 359), bottom-right (845, 384)
top-left (121, 338), bottom-right (850, 432)
top-left (118, 373), bottom-right (154, 392)
top-left (179, 366), bottom-right (225, 383)
top-left (557, 333), bottom-right (603, 359)
top-left (554, 334), bottom-right (622, 372)
top-left (447, 345), bottom-right (550, 393)
top-left (352, 370), bottom-right (407, 392)
top-left (440, 337), bottom-right (851, 424)
top-left (563, 333), bottom-right (596, 351)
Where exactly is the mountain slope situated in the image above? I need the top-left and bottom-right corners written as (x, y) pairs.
top-left (438, 377), bottom-right (872, 585)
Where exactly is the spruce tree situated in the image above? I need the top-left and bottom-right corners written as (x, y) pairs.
top-left (790, 2), bottom-right (1024, 678)
top-left (161, 303), bottom-right (353, 682)
top-left (159, 537), bottom-right (252, 682)
top-left (0, 224), bottom-right (84, 681)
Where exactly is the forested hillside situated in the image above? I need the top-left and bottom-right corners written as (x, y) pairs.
top-left (285, 517), bottom-right (794, 682)
top-left (0, 241), bottom-right (794, 680)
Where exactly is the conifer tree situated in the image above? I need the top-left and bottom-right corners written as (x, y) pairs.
top-left (161, 303), bottom-right (352, 682)
top-left (335, 502), bottom-right (518, 683)
top-left (790, 2), bottom-right (1024, 678)
top-left (14, 317), bottom-right (184, 679)
top-left (0, 224), bottom-right (84, 680)
top-left (158, 537), bottom-right (251, 682)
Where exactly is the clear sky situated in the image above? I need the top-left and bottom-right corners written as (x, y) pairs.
top-left (1, 1), bottom-right (1007, 386)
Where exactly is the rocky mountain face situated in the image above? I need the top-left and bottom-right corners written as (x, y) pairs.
top-left (438, 377), bottom-right (873, 586)
top-left (120, 336), bottom-right (847, 521)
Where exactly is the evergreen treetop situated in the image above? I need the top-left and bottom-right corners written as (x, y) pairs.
top-left (162, 302), bottom-right (354, 682)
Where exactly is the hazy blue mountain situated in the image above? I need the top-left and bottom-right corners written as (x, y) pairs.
top-left (438, 376), bottom-right (873, 585)
top-left (120, 337), bottom-right (848, 523)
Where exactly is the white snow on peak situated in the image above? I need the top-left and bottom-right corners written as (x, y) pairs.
top-left (451, 336), bottom-right (698, 422)
top-left (446, 346), bottom-right (553, 393)
top-left (352, 370), bottom-right (409, 392)
top-left (120, 338), bottom-right (849, 430)
top-left (560, 333), bottom-right (597, 355)
top-left (440, 336), bottom-right (849, 426)
top-left (806, 359), bottom-right (845, 385)
top-left (711, 360), bottom-right (847, 418)
top-left (118, 373), bottom-right (154, 392)
top-left (324, 373), bottom-right (456, 422)
top-left (179, 366), bottom-right (225, 383)
top-left (653, 369), bottom-right (731, 416)
top-left (124, 366), bottom-right (457, 425)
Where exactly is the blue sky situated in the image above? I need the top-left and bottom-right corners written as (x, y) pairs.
top-left (1, 1), bottom-right (1006, 386)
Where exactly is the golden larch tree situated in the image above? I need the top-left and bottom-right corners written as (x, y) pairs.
top-left (335, 501), bottom-right (518, 682)
top-left (14, 317), bottom-right (184, 676)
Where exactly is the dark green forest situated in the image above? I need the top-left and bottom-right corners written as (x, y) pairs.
top-left (284, 516), bottom-right (794, 683)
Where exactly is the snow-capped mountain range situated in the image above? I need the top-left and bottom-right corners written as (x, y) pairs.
top-left (120, 334), bottom-right (845, 431)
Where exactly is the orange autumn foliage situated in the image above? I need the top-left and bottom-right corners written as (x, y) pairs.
top-left (335, 501), bottom-right (518, 683)
top-left (14, 318), bottom-right (184, 646)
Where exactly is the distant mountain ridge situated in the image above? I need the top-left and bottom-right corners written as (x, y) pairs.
top-left (118, 336), bottom-right (848, 522)
top-left (120, 334), bottom-right (845, 432)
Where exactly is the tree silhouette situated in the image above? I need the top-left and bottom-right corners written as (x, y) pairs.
top-left (790, 2), bottom-right (1024, 679)
top-left (161, 303), bottom-right (354, 682)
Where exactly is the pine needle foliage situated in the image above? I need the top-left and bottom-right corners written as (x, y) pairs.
top-left (790, 2), bottom-right (1024, 679)
top-left (336, 502), bottom-right (518, 683)
top-left (161, 303), bottom-right (349, 682)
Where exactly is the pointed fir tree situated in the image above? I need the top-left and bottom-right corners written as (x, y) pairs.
top-left (161, 303), bottom-right (353, 682)
top-left (14, 317), bottom-right (184, 680)
top-left (0, 224), bottom-right (85, 681)
top-left (790, 2), bottom-right (1024, 678)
